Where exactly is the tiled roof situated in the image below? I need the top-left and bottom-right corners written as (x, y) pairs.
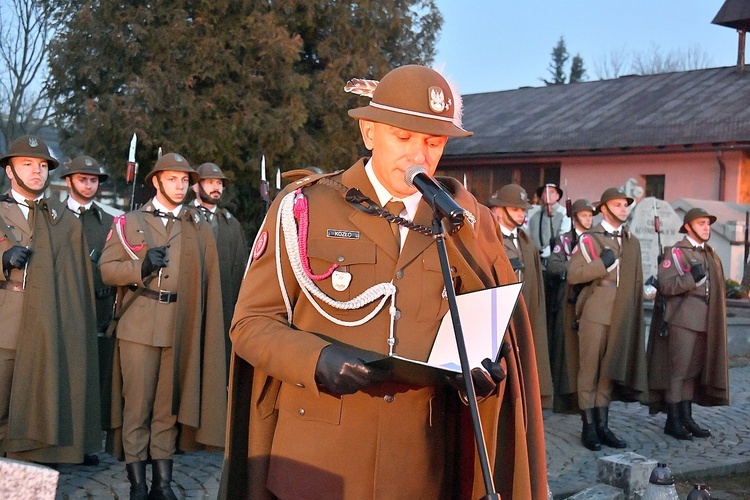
top-left (445, 66), bottom-right (750, 157)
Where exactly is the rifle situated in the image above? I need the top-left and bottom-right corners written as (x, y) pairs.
top-left (650, 198), bottom-right (668, 336)
top-left (564, 179), bottom-right (575, 246)
top-left (126, 133), bottom-right (139, 211)
top-left (259, 154), bottom-right (270, 213)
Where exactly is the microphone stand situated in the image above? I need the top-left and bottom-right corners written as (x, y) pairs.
top-left (429, 208), bottom-right (499, 499)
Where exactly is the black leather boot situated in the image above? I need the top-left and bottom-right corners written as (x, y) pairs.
top-left (126, 461), bottom-right (148, 500)
top-left (664, 403), bottom-right (693, 440)
top-left (595, 406), bottom-right (627, 448)
top-left (679, 400), bottom-right (711, 438)
top-left (580, 408), bottom-right (601, 451)
top-left (148, 459), bottom-right (178, 500)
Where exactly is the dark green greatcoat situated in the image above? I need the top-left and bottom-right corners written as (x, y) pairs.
top-left (72, 201), bottom-right (116, 430)
top-left (215, 208), bottom-right (249, 379)
top-left (2, 196), bottom-right (101, 463)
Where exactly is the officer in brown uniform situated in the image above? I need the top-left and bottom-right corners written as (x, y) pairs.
top-left (567, 187), bottom-right (648, 451)
top-left (546, 199), bottom-right (594, 411)
top-left (62, 155), bottom-right (116, 464)
top-left (220, 65), bottom-right (548, 500)
top-left (487, 184), bottom-right (553, 409)
top-left (647, 208), bottom-right (729, 440)
top-left (100, 153), bottom-right (226, 500)
top-left (0, 136), bottom-right (100, 465)
top-left (191, 162), bottom-right (248, 377)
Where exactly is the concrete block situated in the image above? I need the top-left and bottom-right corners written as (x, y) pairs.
top-left (0, 457), bottom-right (59, 500)
top-left (597, 452), bottom-right (657, 500)
top-left (568, 483), bottom-right (626, 500)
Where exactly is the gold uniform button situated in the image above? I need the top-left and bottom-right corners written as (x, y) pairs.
top-left (337, 255), bottom-right (345, 262)
top-left (384, 395), bottom-right (394, 403)
top-left (296, 383), bottom-right (305, 388)
top-left (298, 408), bottom-right (306, 416)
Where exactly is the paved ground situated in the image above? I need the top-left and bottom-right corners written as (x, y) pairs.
top-left (46, 362), bottom-right (750, 499)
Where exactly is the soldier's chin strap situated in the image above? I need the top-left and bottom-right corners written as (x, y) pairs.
top-left (8, 162), bottom-right (49, 197)
top-left (155, 175), bottom-right (181, 207)
top-left (69, 181), bottom-right (95, 204)
top-left (503, 207), bottom-right (524, 228)
top-left (197, 183), bottom-right (220, 206)
top-left (602, 202), bottom-right (627, 225)
top-left (687, 222), bottom-right (709, 243)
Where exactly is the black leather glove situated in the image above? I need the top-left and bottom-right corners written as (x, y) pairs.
top-left (508, 257), bottom-right (525, 272)
top-left (2, 245), bottom-right (33, 271)
top-left (599, 247), bottom-right (616, 268)
top-left (141, 246), bottom-right (169, 277)
top-left (690, 263), bottom-right (706, 283)
top-left (446, 343), bottom-right (510, 399)
top-left (314, 344), bottom-right (390, 396)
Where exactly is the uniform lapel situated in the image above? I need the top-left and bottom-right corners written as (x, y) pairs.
top-left (342, 160), bottom-right (400, 262)
top-left (2, 198), bottom-right (32, 239)
top-left (141, 201), bottom-right (168, 241)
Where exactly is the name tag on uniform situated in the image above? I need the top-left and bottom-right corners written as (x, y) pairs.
top-left (326, 229), bottom-right (359, 239)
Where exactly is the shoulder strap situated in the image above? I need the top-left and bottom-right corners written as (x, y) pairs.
top-left (132, 210), bottom-right (157, 248)
top-left (0, 214), bottom-right (21, 247)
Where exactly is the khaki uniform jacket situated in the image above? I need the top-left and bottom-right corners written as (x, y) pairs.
top-left (646, 238), bottom-right (729, 407)
top-left (503, 229), bottom-right (552, 408)
top-left (564, 223), bottom-right (649, 406)
top-left (0, 195), bottom-right (101, 462)
top-left (220, 160), bottom-right (548, 500)
top-left (100, 201), bottom-right (227, 447)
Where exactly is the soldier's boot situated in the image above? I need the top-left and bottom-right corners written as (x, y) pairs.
top-left (664, 403), bottom-right (693, 440)
top-left (126, 461), bottom-right (148, 500)
top-left (679, 400), bottom-right (711, 438)
top-left (148, 459), bottom-right (178, 500)
top-left (580, 408), bottom-right (601, 451)
top-left (594, 406), bottom-right (627, 448)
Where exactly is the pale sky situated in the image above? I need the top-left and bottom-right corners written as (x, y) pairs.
top-left (433, 0), bottom-right (740, 94)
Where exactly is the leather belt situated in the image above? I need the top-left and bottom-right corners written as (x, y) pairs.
top-left (598, 280), bottom-right (617, 288)
top-left (128, 285), bottom-right (178, 303)
top-left (0, 280), bottom-right (24, 292)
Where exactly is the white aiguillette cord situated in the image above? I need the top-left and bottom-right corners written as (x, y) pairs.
top-left (276, 191), bottom-right (398, 348)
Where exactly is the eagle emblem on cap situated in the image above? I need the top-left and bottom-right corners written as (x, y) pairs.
top-left (85, 158), bottom-right (93, 166)
top-left (28, 137), bottom-right (38, 148)
top-left (520, 192), bottom-right (527, 201)
top-left (212, 165), bottom-right (219, 172)
top-left (175, 154), bottom-right (184, 162)
top-left (428, 86), bottom-right (451, 113)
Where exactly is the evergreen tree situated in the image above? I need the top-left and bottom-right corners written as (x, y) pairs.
top-left (541, 36), bottom-right (586, 86)
top-left (44, 0), bottom-right (442, 235)
top-left (569, 54), bottom-right (586, 83)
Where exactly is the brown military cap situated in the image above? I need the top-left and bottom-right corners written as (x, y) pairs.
top-left (594, 187), bottom-right (634, 214)
top-left (61, 155), bottom-right (109, 181)
top-left (145, 152), bottom-right (199, 185)
top-left (571, 198), bottom-right (595, 214)
top-left (195, 162), bottom-right (230, 185)
top-left (487, 184), bottom-right (533, 210)
top-left (679, 207), bottom-right (717, 233)
top-left (347, 65), bottom-right (472, 138)
top-left (1, 135), bottom-right (60, 170)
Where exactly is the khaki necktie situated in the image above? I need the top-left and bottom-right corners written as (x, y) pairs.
top-left (25, 199), bottom-right (36, 228)
top-left (385, 200), bottom-right (405, 248)
top-left (165, 216), bottom-right (174, 236)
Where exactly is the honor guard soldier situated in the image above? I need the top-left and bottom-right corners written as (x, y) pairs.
top-left (487, 184), bottom-right (553, 409)
top-left (0, 135), bottom-right (101, 465)
top-left (100, 153), bottom-right (226, 500)
top-left (567, 187), bottom-right (648, 451)
top-left (647, 207), bottom-right (729, 440)
top-left (191, 162), bottom-right (248, 377)
top-left (546, 199), bottom-right (594, 412)
top-left (62, 155), bottom-right (116, 465)
top-left (220, 65), bottom-right (548, 500)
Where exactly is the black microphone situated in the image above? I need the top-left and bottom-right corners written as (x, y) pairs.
top-left (404, 165), bottom-right (465, 225)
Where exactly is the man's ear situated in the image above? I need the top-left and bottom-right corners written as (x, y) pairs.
top-left (359, 120), bottom-right (375, 151)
